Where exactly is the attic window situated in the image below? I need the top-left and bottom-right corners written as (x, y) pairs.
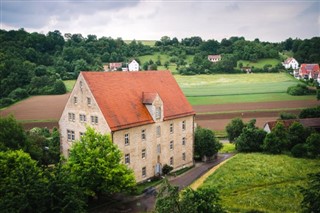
top-left (156, 107), bottom-right (161, 120)
top-left (80, 81), bottom-right (83, 89)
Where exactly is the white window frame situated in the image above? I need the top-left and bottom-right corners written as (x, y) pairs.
top-left (68, 113), bottom-right (75, 122)
top-left (79, 114), bottom-right (86, 122)
top-left (170, 157), bottom-right (174, 166)
top-left (170, 123), bottom-right (174, 134)
top-left (182, 120), bottom-right (186, 131)
top-left (87, 97), bottom-right (91, 106)
top-left (125, 154), bottom-right (130, 164)
top-left (142, 149), bottom-right (146, 159)
top-left (141, 129), bottom-right (146, 141)
top-left (73, 96), bottom-right (78, 104)
top-left (91, 116), bottom-right (98, 125)
top-left (125, 133), bottom-right (129, 146)
top-left (170, 141), bottom-right (174, 150)
top-left (67, 130), bottom-right (75, 141)
top-left (182, 137), bottom-right (186, 146)
top-left (142, 167), bottom-right (146, 177)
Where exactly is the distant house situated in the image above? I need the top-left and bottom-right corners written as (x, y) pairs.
top-left (241, 67), bottom-right (252, 74)
top-left (109, 62), bottom-right (122, 71)
top-left (298, 64), bottom-right (320, 80)
top-left (282, 57), bottom-right (299, 69)
top-left (208, 55), bottom-right (221, 63)
top-left (263, 118), bottom-right (320, 133)
top-left (128, 59), bottom-right (139, 71)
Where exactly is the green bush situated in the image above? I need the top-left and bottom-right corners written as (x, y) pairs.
top-left (0, 98), bottom-right (14, 108)
top-left (287, 84), bottom-right (314, 96)
top-left (8, 88), bottom-right (29, 101)
top-left (162, 164), bottom-right (173, 175)
top-left (52, 80), bottom-right (67, 94)
top-left (299, 106), bottom-right (320, 118)
top-left (291, 143), bottom-right (308, 158)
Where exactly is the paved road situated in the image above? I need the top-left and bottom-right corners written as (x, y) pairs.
top-left (90, 153), bottom-right (234, 213)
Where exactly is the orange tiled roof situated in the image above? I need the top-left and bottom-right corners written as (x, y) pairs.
top-left (81, 71), bottom-right (195, 131)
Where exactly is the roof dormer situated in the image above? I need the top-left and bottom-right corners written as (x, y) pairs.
top-left (142, 92), bottom-right (163, 122)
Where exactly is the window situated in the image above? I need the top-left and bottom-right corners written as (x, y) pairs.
top-left (170, 123), bottom-right (174, 134)
top-left (87, 97), bottom-right (91, 105)
top-left (67, 130), bottom-right (75, 141)
top-left (79, 132), bottom-right (85, 138)
top-left (170, 141), bottom-right (174, 150)
top-left (80, 81), bottom-right (83, 89)
top-left (79, 114), bottom-right (86, 122)
top-left (125, 154), bottom-right (130, 164)
top-left (156, 126), bottom-right (161, 137)
top-left (155, 107), bottom-right (161, 120)
top-left (182, 152), bottom-right (186, 161)
top-left (182, 137), bottom-right (186, 146)
top-left (142, 167), bottom-right (146, 177)
top-left (170, 157), bottom-right (174, 166)
top-left (142, 149), bottom-right (146, 159)
top-left (157, 144), bottom-right (161, 154)
top-left (125, 133), bottom-right (129, 146)
top-left (182, 121), bottom-right (186, 131)
top-left (141, 129), bottom-right (146, 140)
top-left (91, 116), bottom-right (98, 125)
top-left (68, 113), bottom-right (75, 122)
top-left (73, 96), bottom-right (77, 104)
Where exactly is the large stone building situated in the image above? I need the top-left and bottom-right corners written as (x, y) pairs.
top-left (59, 71), bottom-right (195, 182)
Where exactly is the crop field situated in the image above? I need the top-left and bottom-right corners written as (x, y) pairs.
top-left (237, 58), bottom-right (281, 69)
top-left (200, 153), bottom-right (320, 212)
top-left (175, 73), bottom-right (315, 105)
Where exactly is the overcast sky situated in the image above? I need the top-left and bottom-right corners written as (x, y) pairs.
top-left (1, 0), bottom-right (319, 42)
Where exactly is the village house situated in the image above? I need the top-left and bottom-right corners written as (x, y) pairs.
top-left (263, 118), bottom-right (320, 133)
top-left (108, 62), bottom-right (122, 71)
top-left (282, 57), bottom-right (299, 69)
top-left (208, 55), bottom-right (221, 63)
top-left (59, 71), bottom-right (195, 183)
top-left (128, 59), bottom-right (139, 71)
top-left (298, 64), bottom-right (320, 80)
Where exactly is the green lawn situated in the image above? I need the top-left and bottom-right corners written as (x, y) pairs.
top-left (124, 40), bottom-right (156, 46)
top-left (237, 58), bottom-right (281, 69)
top-left (200, 153), bottom-right (320, 212)
top-left (219, 143), bottom-right (236, 153)
top-left (64, 80), bottom-right (76, 92)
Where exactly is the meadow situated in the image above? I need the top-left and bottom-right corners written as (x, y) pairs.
top-left (200, 153), bottom-right (320, 212)
top-left (237, 58), bottom-right (281, 69)
top-left (176, 73), bottom-right (315, 105)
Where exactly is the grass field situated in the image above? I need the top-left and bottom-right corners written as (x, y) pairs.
top-left (219, 143), bottom-right (236, 153)
top-left (237, 58), bottom-right (281, 69)
top-left (176, 73), bottom-right (315, 105)
top-left (64, 80), bottom-right (76, 92)
top-left (200, 153), bottom-right (320, 212)
top-left (124, 40), bottom-right (156, 46)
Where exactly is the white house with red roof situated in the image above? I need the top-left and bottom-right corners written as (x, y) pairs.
top-left (298, 64), bottom-right (320, 80)
top-left (282, 57), bottom-right (299, 69)
top-left (208, 55), bottom-right (221, 63)
top-left (59, 71), bottom-right (195, 182)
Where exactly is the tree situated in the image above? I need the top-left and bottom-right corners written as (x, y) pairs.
top-left (226, 118), bottom-right (245, 142)
top-left (263, 121), bottom-right (288, 154)
top-left (52, 79), bottom-right (67, 94)
top-left (194, 127), bottom-right (222, 160)
top-left (235, 121), bottom-right (266, 152)
top-left (306, 133), bottom-right (320, 158)
top-left (0, 150), bottom-right (47, 212)
top-left (66, 127), bottom-right (136, 198)
top-left (299, 106), bottom-right (320, 118)
top-left (155, 179), bottom-right (224, 213)
top-left (287, 121), bottom-right (309, 150)
top-left (301, 172), bottom-right (320, 212)
top-left (0, 115), bottom-right (26, 151)
top-left (162, 164), bottom-right (173, 175)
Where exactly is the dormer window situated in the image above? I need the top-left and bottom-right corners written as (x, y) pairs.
top-left (156, 107), bottom-right (161, 120)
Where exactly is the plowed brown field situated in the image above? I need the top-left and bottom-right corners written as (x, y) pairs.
top-left (0, 94), bottom-right (318, 131)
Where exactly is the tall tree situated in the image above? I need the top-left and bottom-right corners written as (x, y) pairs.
top-left (194, 127), bottom-right (222, 160)
top-left (66, 127), bottom-right (136, 198)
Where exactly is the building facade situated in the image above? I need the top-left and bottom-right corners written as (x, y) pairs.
top-left (59, 71), bottom-right (195, 182)
top-left (282, 57), bottom-right (299, 69)
top-left (128, 59), bottom-right (139, 71)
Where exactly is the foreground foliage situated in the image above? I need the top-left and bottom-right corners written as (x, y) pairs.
top-left (201, 153), bottom-right (320, 212)
top-left (301, 172), bottom-right (320, 212)
top-left (155, 179), bottom-right (224, 213)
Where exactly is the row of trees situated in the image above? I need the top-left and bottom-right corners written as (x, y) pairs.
top-left (0, 116), bottom-right (136, 212)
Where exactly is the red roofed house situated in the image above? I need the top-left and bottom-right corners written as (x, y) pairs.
top-left (208, 55), bottom-right (221, 63)
top-left (282, 57), bottom-right (299, 69)
top-left (59, 71), bottom-right (195, 182)
top-left (109, 62), bottom-right (122, 71)
top-left (299, 64), bottom-right (320, 80)
top-left (263, 118), bottom-right (320, 133)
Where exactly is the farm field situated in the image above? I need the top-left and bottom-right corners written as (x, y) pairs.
top-left (200, 153), bottom-right (320, 212)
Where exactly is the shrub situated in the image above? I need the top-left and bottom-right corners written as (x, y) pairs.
top-left (162, 164), bottom-right (173, 175)
top-left (279, 112), bottom-right (297, 120)
top-left (8, 88), bottom-right (29, 101)
top-left (0, 98), bottom-right (14, 108)
top-left (287, 84), bottom-right (314, 96)
top-left (52, 80), bottom-right (67, 94)
top-left (226, 118), bottom-right (245, 142)
top-left (291, 143), bottom-right (308, 158)
top-left (299, 106), bottom-right (320, 118)
top-left (263, 133), bottom-right (284, 154)
top-left (306, 133), bottom-right (320, 158)
top-left (236, 127), bottom-right (266, 152)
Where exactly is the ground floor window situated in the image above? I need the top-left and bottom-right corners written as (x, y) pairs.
top-left (67, 130), bottom-right (75, 141)
top-left (142, 167), bottom-right (146, 177)
top-left (125, 154), bottom-right (130, 164)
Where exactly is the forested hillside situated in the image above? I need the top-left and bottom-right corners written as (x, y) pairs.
top-left (1, 28), bottom-right (319, 107)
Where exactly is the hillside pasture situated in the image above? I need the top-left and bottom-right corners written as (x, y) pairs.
top-left (237, 58), bottom-right (281, 69)
top-left (200, 153), bottom-right (320, 212)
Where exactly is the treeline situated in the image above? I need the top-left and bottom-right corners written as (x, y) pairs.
top-left (1, 29), bottom-right (320, 107)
